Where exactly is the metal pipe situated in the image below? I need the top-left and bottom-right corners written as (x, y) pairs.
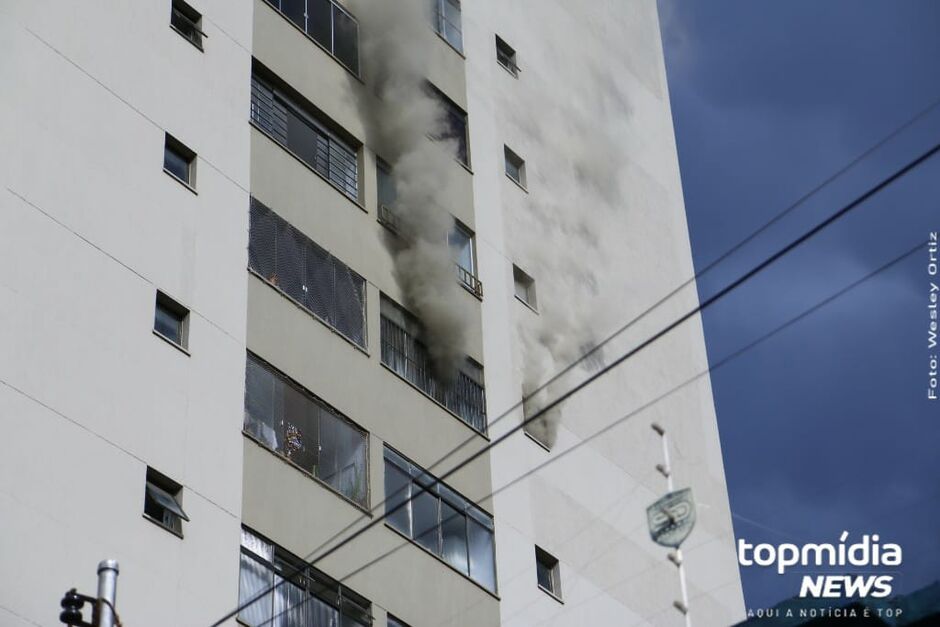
top-left (96, 560), bottom-right (119, 627)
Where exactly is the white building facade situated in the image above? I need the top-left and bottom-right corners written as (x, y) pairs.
top-left (0, 1), bottom-right (742, 626)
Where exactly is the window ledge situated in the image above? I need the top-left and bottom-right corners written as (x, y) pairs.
top-left (514, 294), bottom-right (539, 315)
top-left (538, 584), bottom-right (564, 604)
top-left (163, 168), bottom-right (198, 195)
top-left (153, 329), bottom-right (191, 356)
top-left (523, 429), bottom-right (551, 452)
top-left (248, 269), bottom-right (371, 356)
top-left (506, 174), bottom-right (528, 193)
top-left (432, 29), bottom-right (466, 59)
top-left (458, 279), bottom-right (483, 301)
top-left (379, 362), bottom-right (489, 440)
top-left (169, 24), bottom-right (204, 52)
top-left (383, 522), bottom-right (500, 600)
top-left (242, 431), bottom-right (373, 515)
top-left (497, 61), bottom-right (520, 78)
top-left (250, 121), bottom-right (367, 214)
top-left (142, 513), bottom-right (184, 539)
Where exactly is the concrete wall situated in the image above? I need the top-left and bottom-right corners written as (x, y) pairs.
top-left (463, 1), bottom-right (747, 626)
top-left (0, 0), bottom-right (253, 625)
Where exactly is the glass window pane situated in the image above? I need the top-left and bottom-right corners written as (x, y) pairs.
top-left (327, 417), bottom-right (367, 505)
top-left (468, 518), bottom-right (496, 592)
top-left (442, 0), bottom-right (462, 50)
top-left (307, 0), bottom-right (332, 49)
top-left (154, 304), bottom-right (182, 344)
top-left (164, 146), bottom-right (189, 182)
top-left (448, 227), bottom-right (473, 274)
top-left (333, 5), bottom-right (359, 73)
top-left (282, 383), bottom-right (319, 474)
top-left (441, 502), bottom-right (469, 575)
top-left (384, 461), bottom-right (411, 535)
top-left (285, 106), bottom-right (322, 172)
top-left (536, 558), bottom-right (553, 592)
top-left (245, 356), bottom-right (280, 450)
top-left (377, 161), bottom-right (396, 209)
top-left (238, 554), bottom-right (274, 627)
top-left (413, 488), bottom-right (440, 554)
top-left (280, 0), bottom-right (306, 30)
top-left (272, 575), bottom-right (306, 627)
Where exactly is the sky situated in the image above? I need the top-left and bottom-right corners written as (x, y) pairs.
top-left (657, 0), bottom-right (940, 611)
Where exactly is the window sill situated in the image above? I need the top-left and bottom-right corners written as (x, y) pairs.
top-left (142, 513), bottom-right (184, 539)
top-left (163, 168), bottom-right (198, 195)
top-left (432, 29), bottom-right (466, 60)
top-left (538, 584), bottom-right (564, 604)
top-left (458, 278), bottom-right (483, 301)
top-left (242, 431), bottom-right (373, 516)
top-left (169, 24), bottom-right (204, 52)
top-left (250, 121), bottom-right (367, 214)
top-left (248, 269), bottom-right (371, 357)
top-left (506, 174), bottom-right (528, 193)
top-left (523, 428), bottom-right (551, 452)
top-left (514, 294), bottom-right (539, 315)
top-left (379, 362), bottom-right (489, 440)
top-left (153, 329), bottom-right (191, 356)
top-left (383, 522), bottom-right (500, 600)
top-left (497, 61), bottom-right (520, 79)
top-left (262, 0), bottom-right (364, 83)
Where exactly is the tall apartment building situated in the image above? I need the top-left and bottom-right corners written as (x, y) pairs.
top-left (0, 1), bottom-right (743, 626)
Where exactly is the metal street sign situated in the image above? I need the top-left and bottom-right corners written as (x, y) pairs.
top-left (647, 488), bottom-right (696, 548)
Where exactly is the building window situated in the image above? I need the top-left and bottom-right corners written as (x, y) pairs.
top-left (144, 468), bottom-right (189, 537)
top-left (449, 222), bottom-right (482, 297)
top-left (376, 158), bottom-right (402, 233)
top-left (504, 146), bottom-right (526, 188)
top-left (154, 291), bottom-right (190, 350)
top-left (384, 447), bottom-right (497, 592)
top-left (495, 36), bottom-right (518, 76)
top-left (170, 0), bottom-right (205, 49)
top-left (238, 528), bottom-right (373, 627)
top-left (244, 353), bottom-right (369, 506)
top-left (263, 0), bottom-right (360, 74)
top-left (535, 547), bottom-right (562, 599)
top-left (380, 296), bottom-right (487, 432)
top-left (432, 0), bottom-right (463, 52)
top-left (387, 616), bottom-right (410, 627)
top-left (428, 86), bottom-right (470, 167)
top-left (251, 73), bottom-right (360, 201)
top-left (512, 265), bottom-right (537, 310)
top-left (163, 134), bottom-right (196, 189)
top-left (249, 199), bottom-right (368, 348)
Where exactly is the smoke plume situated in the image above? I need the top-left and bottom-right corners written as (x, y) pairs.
top-left (350, 0), bottom-right (469, 378)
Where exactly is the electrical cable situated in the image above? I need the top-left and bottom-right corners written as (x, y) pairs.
top-left (254, 240), bottom-right (924, 627)
top-left (208, 129), bottom-right (940, 626)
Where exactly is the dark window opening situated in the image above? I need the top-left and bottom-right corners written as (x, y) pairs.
top-left (536, 546), bottom-right (562, 599)
top-left (504, 145), bottom-right (526, 187)
top-left (163, 133), bottom-right (196, 188)
top-left (170, 0), bottom-right (206, 49)
top-left (513, 265), bottom-right (537, 310)
top-left (144, 468), bottom-right (188, 537)
top-left (154, 291), bottom-right (189, 350)
top-left (495, 36), bottom-right (519, 76)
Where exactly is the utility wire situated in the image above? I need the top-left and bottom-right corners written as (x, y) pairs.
top-left (212, 98), bottom-right (940, 626)
top-left (254, 240), bottom-right (924, 627)
top-left (209, 127), bottom-right (940, 626)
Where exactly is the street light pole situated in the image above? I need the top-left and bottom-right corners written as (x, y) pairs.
top-left (96, 560), bottom-right (120, 627)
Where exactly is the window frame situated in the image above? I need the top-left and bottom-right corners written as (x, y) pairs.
top-left (433, 0), bottom-right (464, 53)
top-left (143, 467), bottom-right (188, 538)
top-left (448, 221), bottom-right (482, 298)
top-left (243, 351), bottom-right (371, 509)
top-left (535, 546), bottom-right (563, 601)
top-left (153, 290), bottom-right (190, 352)
top-left (262, 0), bottom-right (361, 76)
top-left (163, 133), bottom-right (197, 191)
top-left (238, 527), bottom-right (373, 627)
top-left (251, 73), bottom-right (361, 202)
top-left (504, 145), bottom-right (527, 189)
top-left (427, 84), bottom-right (471, 168)
top-left (170, 0), bottom-right (206, 50)
top-left (512, 265), bottom-right (538, 311)
top-left (495, 35), bottom-right (519, 77)
top-left (383, 446), bottom-right (498, 594)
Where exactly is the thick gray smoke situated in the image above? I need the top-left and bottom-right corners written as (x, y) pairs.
top-left (350, 0), bottom-right (469, 378)
top-left (514, 51), bottom-right (634, 448)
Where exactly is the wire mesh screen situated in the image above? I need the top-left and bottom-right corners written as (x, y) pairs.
top-left (249, 199), bottom-right (367, 348)
top-left (380, 307), bottom-right (487, 433)
top-left (243, 354), bottom-right (369, 507)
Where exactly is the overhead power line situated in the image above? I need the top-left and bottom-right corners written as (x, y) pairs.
top-left (209, 124), bottom-right (940, 626)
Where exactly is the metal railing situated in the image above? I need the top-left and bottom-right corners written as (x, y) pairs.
top-left (455, 264), bottom-right (483, 298)
top-left (380, 316), bottom-right (486, 433)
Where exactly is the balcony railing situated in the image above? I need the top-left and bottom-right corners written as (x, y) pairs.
top-left (455, 264), bottom-right (483, 298)
top-left (381, 315), bottom-right (486, 433)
